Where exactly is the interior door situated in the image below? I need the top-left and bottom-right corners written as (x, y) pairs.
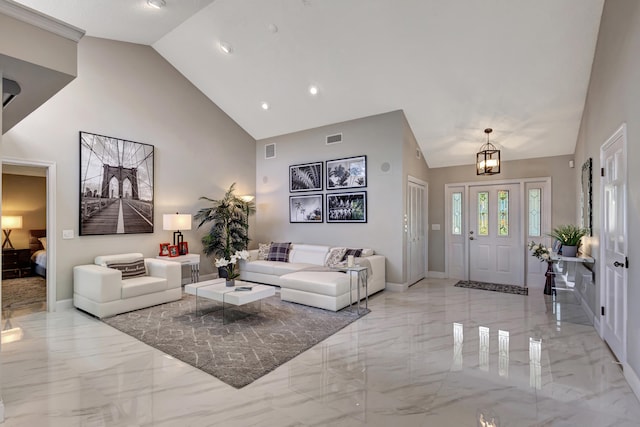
top-left (468, 184), bottom-right (523, 285)
top-left (601, 125), bottom-right (628, 363)
top-left (407, 179), bottom-right (427, 285)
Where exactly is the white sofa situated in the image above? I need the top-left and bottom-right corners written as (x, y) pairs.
top-left (73, 253), bottom-right (182, 318)
top-left (239, 244), bottom-right (385, 311)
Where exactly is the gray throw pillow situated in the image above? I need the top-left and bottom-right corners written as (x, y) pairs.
top-left (107, 258), bottom-right (146, 279)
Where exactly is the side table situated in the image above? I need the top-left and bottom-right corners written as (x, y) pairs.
top-left (157, 253), bottom-right (200, 283)
top-left (331, 265), bottom-right (368, 314)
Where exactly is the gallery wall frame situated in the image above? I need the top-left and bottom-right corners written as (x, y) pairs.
top-left (290, 194), bottom-right (324, 223)
top-left (79, 131), bottom-right (154, 235)
top-left (289, 161), bottom-right (323, 192)
top-left (326, 155), bottom-right (367, 190)
top-left (326, 191), bottom-right (367, 223)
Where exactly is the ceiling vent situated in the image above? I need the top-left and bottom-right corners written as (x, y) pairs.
top-left (2, 78), bottom-right (21, 108)
top-left (326, 133), bottom-right (342, 145)
top-left (265, 143), bottom-right (276, 159)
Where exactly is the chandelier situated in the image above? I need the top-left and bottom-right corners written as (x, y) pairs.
top-left (476, 128), bottom-right (501, 175)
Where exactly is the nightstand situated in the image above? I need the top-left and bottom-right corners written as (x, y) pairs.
top-left (2, 248), bottom-right (32, 279)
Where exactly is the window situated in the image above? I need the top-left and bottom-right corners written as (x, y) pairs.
top-left (528, 188), bottom-right (541, 237)
top-left (452, 192), bottom-right (462, 235)
top-left (478, 192), bottom-right (489, 236)
top-left (498, 190), bottom-right (509, 236)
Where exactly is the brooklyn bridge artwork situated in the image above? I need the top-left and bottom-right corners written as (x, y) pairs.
top-left (80, 131), bottom-right (154, 235)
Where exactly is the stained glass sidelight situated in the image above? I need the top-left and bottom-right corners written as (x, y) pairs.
top-left (478, 192), bottom-right (489, 236)
top-left (528, 188), bottom-right (541, 237)
top-left (452, 192), bottom-right (462, 235)
top-left (498, 190), bottom-right (509, 236)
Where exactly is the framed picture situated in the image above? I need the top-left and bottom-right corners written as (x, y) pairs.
top-left (326, 191), bottom-right (367, 223)
top-left (290, 162), bottom-right (323, 192)
top-left (290, 194), bottom-right (323, 223)
top-left (179, 241), bottom-right (189, 255)
top-left (159, 242), bottom-right (170, 256)
top-left (326, 155), bottom-right (366, 190)
top-left (79, 131), bottom-right (154, 236)
top-left (168, 245), bottom-right (179, 257)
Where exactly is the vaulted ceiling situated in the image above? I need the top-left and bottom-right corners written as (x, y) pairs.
top-left (13, 0), bottom-right (604, 168)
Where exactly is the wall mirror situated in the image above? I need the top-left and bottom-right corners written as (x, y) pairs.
top-left (580, 157), bottom-right (593, 236)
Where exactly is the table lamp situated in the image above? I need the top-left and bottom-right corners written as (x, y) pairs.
top-left (162, 213), bottom-right (192, 252)
top-left (2, 215), bottom-right (23, 249)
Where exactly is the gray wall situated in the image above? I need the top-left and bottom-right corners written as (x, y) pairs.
top-left (2, 36), bottom-right (256, 302)
top-left (573, 0), bottom-right (640, 376)
top-left (427, 154), bottom-right (576, 273)
top-left (255, 110), bottom-right (409, 284)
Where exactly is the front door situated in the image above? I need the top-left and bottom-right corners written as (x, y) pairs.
top-left (469, 184), bottom-right (523, 286)
top-left (601, 124), bottom-right (628, 363)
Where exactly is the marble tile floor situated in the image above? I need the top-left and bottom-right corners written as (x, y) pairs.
top-left (1, 278), bottom-right (638, 426)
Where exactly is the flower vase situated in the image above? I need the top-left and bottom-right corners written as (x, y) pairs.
top-left (226, 279), bottom-right (235, 287)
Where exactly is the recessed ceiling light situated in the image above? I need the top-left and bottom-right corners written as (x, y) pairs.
top-left (219, 41), bottom-right (233, 55)
top-left (267, 23), bottom-right (279, 33)
top-left (308, 85), bottom-right (319, 96)
top-left (261, 102), bottom-right (270, 110)
top-left (147, 0), bottom-right (166, 9)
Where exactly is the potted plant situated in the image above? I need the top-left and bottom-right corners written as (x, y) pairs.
top-left (195, 183), bottom-right (255, 277)
top-left (548, 224), bottom-right (587, 257)
top-left (215, 250), bottom-right (250, 286)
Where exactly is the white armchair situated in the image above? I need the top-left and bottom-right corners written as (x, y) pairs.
top-left (73, 252), bottom-right (182, 318)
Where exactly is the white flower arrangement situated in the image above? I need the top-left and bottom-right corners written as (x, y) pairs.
top-left (215, 250), bottom-right (250, 279)
top-left (528, 241), bottom-right (551, 261)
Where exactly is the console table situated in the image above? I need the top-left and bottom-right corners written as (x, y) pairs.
top-left (157, 253), bottom-right (200, 283)
top-left (546, 253), bottom-right (595, 295)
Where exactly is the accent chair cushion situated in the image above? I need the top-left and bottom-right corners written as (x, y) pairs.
top-left (267, 242), bottom-right (291, 262)
top-left (106, 258), bottom-right (147, 279)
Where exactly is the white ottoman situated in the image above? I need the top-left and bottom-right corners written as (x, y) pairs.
top-left (279, 271), bottom-right (353, 311)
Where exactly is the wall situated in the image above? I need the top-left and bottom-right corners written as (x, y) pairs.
top-left (255, 110), bottom-right (407, 284)
top-left (1, 173), bottom-right (46, 249)
top-left (427, 154), bottom-right (576, 273)
top-left (2, 36), bottom-right (256, 302)
top-left (572, 0), bottom-right (640, 380)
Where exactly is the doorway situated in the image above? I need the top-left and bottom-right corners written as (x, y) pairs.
top-left (407, 177), bottom-right (427, 285)
top-left (599, 123), bottom-right (628, 364)
top-left (1, 158), bottom-right (57, 318)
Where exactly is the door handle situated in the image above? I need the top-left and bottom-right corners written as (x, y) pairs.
top-left (469, 236), bottom-right (475, 240)
top-left (613, 261), bottom-right (625, 268)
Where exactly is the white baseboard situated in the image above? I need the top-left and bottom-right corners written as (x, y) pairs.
top-left (594, 316), bottom-right (602, 337)
top-left (0, 398), bottom-right (4, 423)
top-left (55, 298), bottom-right (73, 311)
top-left (428, 271), bottom-right (446, 279)
top-left (579, 293), bottom-right (595, 326)
top-left (624, 362), bottom-right (640, 403)
top-left (385, 282), bottom-right (408, 292)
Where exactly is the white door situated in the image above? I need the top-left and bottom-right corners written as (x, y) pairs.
top-left (446, 186), bottom-right (466, 280)
top-left (600, 124), bottom-right (628, 363)
top-left (469, 184), bottom-right (523, 285)
top-left (407, 179), bottom-right (427, 285)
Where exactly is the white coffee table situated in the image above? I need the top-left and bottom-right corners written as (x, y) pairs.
top-left (184, 279), bottom-right (275, 323)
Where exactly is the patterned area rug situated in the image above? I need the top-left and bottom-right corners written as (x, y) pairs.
top-left (2, 276), bottom-right (46, 310)
top-left (454, 280), bottom-right (528, 295)
top-left (103, 294), bottom-right (368, 388)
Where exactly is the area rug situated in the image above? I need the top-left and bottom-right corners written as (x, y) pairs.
top-left (2, 276), bottom-right (46, 310)
top-left (102, 294), bottom-right (368, 388)
top-left (454, 280), bottom-right (528, 295)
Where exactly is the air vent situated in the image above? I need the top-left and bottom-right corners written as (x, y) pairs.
top-left (326, 133), bottom-right (343, 145)
top-left (265, 143), bottom-right (276, 159)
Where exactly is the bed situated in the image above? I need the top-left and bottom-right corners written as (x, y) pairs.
top-left (29, 229), bottom-right (47, 278)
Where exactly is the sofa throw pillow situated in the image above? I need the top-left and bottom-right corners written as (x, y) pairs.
top-left (266, 242), bottom-right (291, 262)
top-left (325, 248), bottom-right (347, 267)
top-left (342, 248), bottom-right (363, 261)
top-left (107, 258), bottom-right (146, 279)
top-left (258, 243), bottom-right (271, 260)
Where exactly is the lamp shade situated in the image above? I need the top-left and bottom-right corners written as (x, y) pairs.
top-left (163, 214), bottom-right (192, 231)
top-left (2, 215), bottom-right (23, 230)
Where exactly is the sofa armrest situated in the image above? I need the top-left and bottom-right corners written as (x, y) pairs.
top-left (73, 264), bottom-right (122, 303)
top-left (363, 255), bottom-right (386, 293)
top-left (145, 258), bottom-right (181, 289)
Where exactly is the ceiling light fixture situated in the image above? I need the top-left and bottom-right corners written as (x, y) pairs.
top-left (219, 41), bottom-right (233, 54)
top-left (261, 102), bottom-right (270, 110)
top-left (308, 85), bottom-right (319, 96)
top-left (147, 0), bottom-right (166, 9)
top-left (476, 128), bottom-right (501, 175)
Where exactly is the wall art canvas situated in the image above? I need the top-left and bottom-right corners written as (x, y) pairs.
top-left (326, 155), bottom-right (367, 190)
top-left (290, 162), bottom-right (323, 192)
top-left (290, 194), bottom-right (323, 223)
top-left (80, 131), bottom-right (154, 235)
top-left (326, 191), bottom-right (367, 223)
